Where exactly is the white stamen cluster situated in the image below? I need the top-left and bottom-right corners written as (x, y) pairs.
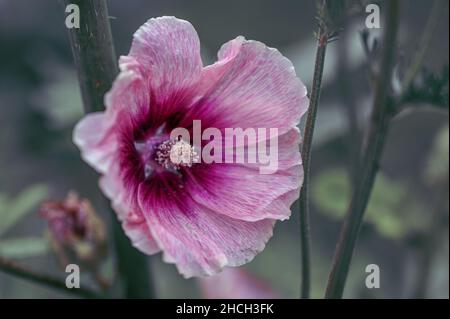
top-left (155, 139), bottom-right (199, 171)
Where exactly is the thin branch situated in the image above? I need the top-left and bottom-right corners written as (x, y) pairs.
top-left (298, 0), bottom-right (331, 299)
top-left (64, 0), bottom-right (154, 298)
top-left (0, 255), bottom-right (101, 298)
top-left (325, 0), bottom-right (400, 299)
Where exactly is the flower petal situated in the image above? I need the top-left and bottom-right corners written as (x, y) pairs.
top-left (105, 55), bottom-right (150, 119)
top-left (233, 127), bottom-right (302, 171)
top-left (73, 112), bottom-right (117, 173)
top-left (199, 268), bottom-right (280, 299)
top-left (138, 181), bottom-right (275, 278)
top-left (74, 57), bottom-right (149, 174)
top-left (182, 38), bottom-right (308, 137)
top-left (185, 163), bottom-right (302, 222)
top-left (99, 165), bottom-right (160, 255)
top-left (122, 216), bottom-right (161, 255)
top-left (129, 16), bottom-right (202, 108)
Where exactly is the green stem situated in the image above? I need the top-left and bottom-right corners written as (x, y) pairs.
top-left (64, 0), bottom-right (154, 298)
top-left (325, 0), bottom-right (400, 299)
top-left (299, 1), bottom-right (329, 299)
top-left (0, 255), bottom-right (101, 298)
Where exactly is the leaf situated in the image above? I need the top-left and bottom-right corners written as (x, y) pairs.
top-left (33, 68), bottom-right (83, 129)
top-left (312, 167), bottom-right (428, 239)
top-left (0, 184), bottom-right (49, 235)
top-left (0, 193), bottom-right (8, 208)
top-left (0, 237), bottom-right (50, 258)
top-left (312, 168), bottom-right (351, 219)
top-left (424, 125), bottom-right (449, 185)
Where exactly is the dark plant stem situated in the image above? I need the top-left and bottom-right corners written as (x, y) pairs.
top-left (299, 1), bottom-right (330, 299)
top-left (0, 256), bottom-right (101, 298)
top-left (64, 0), bottom-right (117, 112)
top-left (325, 0), bottom-right (400, 299)
top-left (64, 0), bottom-right (153, 298)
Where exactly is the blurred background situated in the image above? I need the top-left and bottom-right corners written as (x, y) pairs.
top-left (0, 0), bottom-right (448, 298)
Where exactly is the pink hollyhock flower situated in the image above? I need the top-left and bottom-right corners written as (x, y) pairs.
top-left (73, 16), bottom-right (308, 278)
top-left (199, 268), bottom-right (280, 299)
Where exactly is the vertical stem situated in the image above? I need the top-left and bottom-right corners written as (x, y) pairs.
top-left (64, 0), bottom-right (117, 113)
top-left (64, 0), bottom-right (154, 298)
top-left (299, 1), bottom-right (329, 299)
top-left (325, 0), bottom-right (400, 299)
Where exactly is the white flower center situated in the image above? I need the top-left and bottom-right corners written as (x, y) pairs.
top-left (155, 139), bottom-right (199, 171)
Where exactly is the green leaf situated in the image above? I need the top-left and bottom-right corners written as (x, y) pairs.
top-left (424, 125), bottom-right (449, 185)
top-left (0, 193), bottom-right (8, 208)
top-left (312, 167), bottom-right (428, 239)
top-left (33, 68), bottom-right (83, 129)
top-left (0, 184), bottom-right (49, 235)
top-left (312, 168), bottom-right (351, 219)
top-left (0, 237), bottom-right (50, 258)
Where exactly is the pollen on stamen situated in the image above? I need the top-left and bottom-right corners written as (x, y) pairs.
top-left (155, 139), bottom-right (199, 171)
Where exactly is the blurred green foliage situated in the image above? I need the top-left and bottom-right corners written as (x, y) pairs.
top-left (0, 237), bottom-right (49, 259)
top-left (424, 125), bottom-right (449, 185)
top-left (0, 184), bottom-right (48, 235)
top-left (33, 68), bottom-right (83, 129)
top-left (312, 168), bottom-right (429, 239)
top-left (0, 184), bottom-right (50, 258)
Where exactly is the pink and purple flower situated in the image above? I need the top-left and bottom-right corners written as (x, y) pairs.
top-left (74, 16), bottom-right (308, 277)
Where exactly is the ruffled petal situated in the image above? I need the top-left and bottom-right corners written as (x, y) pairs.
top-left (137, 181), bottom-right (275, 278)
top-left (122, 215), bottom-right (161, 255)
top-left (182, 37), bottom-right (308, 138)
top-left (129, 16), bottom-right (202, 110)
top-left (74, 56), bottom-right (149, 174)
top-left (105, 55), bottom-right (150, 119)
top-left (73, 112), bottom-right (117, 173)
top-left (185, 163), bottom-right (302, 222)
top-left (99, 165), bottom-right (161, 255)
top-left (232, 127), bottom-right (302, 172)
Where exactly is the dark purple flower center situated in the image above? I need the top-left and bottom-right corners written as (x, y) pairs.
top-left (132, 123), bottom-right (198, 179)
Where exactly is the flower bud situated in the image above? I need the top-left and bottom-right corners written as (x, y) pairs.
top-left (39, 192), bottom-right (107, 270)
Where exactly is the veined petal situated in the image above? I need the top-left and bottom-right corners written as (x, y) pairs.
top-left (186, 163), bottom-right (302, 222)
top-left (182, 38), bottom-right (308, 138)
top-left (129, 16), bottom-right (202, 110)
top-left (122, 215), bottom-right (161, 255)
top-left (137, 181), bottom-right (275, 278)
top-left (74, 57), bottom-right (149, 174)
top-left (99, 165), bottom-right (160, 255)
top-left (105, 56), bottom-right (150, 119)
top-left (73, 112), bottom-right (117, 173)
